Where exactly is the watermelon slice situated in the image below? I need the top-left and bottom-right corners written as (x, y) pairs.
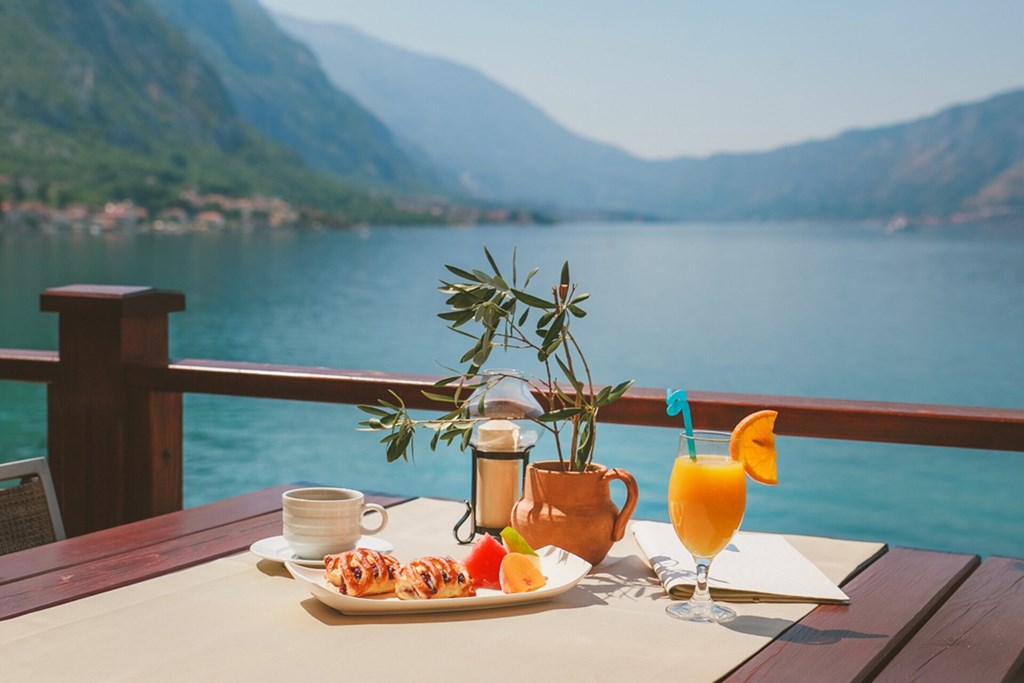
top-left (462, 533), bottom-right (507, 590)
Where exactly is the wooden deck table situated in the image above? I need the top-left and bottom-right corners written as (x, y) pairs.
top-left (1, 486), bottom-right (1021, 682)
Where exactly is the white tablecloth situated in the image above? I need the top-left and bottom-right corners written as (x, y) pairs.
top-left (0, 498), bottom-right (883, 682)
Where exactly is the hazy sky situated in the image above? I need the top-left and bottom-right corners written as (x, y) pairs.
top-left (259, 1), bottom-right (1024, 159)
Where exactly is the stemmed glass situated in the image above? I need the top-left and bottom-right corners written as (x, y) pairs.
top-left (665, 430), bottom-right (747, 623)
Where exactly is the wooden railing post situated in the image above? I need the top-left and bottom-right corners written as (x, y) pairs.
top-left (41, 285), bottom-right (186, 536)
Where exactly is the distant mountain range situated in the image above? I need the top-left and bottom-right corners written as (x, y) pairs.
top-left (275, 11), bottom-right (1024, 223)
top-left (1, 0), bottom-right (1020, 224)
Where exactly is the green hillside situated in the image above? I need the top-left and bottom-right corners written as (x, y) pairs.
top-left (0, 0), bottom-right (441, 223)
top-left (145, 0), bottom-right (451, 194)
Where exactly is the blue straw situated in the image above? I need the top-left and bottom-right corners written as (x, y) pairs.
top-left (666, 388), bottom-right (696, 460)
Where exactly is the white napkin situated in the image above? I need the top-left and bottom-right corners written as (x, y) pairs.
top-left (632, 521), bottom-right (849, 604)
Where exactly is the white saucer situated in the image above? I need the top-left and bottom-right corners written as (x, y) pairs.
top-left (249, 535), bottom-right (394, 567)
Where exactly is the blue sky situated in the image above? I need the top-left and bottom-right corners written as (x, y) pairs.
top-left (259, 1), bottom-right (1024, 159)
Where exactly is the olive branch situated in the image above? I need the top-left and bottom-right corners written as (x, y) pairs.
top-left (358, 247), bottom-right (633, 472)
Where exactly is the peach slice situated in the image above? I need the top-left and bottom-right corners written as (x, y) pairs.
top-left (499, 552), bottom-right (547, 594)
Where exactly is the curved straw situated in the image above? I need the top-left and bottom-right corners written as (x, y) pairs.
top-left (666, 388), bottom-right (697, 460)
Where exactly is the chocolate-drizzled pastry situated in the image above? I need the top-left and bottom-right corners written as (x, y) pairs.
top-left (395, 556), bottom-right (476, 600)
top-left (323, 548), bottom-right (400, 597)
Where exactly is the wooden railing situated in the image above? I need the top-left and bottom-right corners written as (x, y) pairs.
top-left (2, 285), bottom-right (1023, 537)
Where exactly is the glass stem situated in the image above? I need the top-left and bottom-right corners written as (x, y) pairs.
top-left (691, 558), bottom-right (712, 607)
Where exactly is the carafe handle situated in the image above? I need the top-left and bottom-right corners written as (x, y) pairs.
top-left (604, 467), bottom-right (639, 542)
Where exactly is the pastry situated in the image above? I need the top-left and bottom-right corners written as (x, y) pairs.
top-left (395, 556), bottom-right (476, 600)
top-left (323, 548), bottom-right (400, 597)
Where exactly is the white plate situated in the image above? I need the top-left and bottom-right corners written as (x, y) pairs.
top-left (250, 535), bottom-right (394, 567)
top-left (286, 545), bottom-right (591, 615)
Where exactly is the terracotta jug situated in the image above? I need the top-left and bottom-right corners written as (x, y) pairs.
top-left (511, 461), bottom-right (639, 565)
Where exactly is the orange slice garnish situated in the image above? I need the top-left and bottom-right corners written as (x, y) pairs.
top-left (729, 410), bottom-right (779, 485)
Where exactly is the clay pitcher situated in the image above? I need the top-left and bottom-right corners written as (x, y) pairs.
top-left (511, 461), bottom-right (639, 565)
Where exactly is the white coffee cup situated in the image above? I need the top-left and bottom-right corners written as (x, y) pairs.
top-left (282, 487), bottom-right (388, 559)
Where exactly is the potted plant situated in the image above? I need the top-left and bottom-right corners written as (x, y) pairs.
top-left (358, 247), bottom-right (639, 564)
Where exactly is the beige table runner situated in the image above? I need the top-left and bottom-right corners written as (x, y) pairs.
top-left (0, 498), bottom-right (883, 682)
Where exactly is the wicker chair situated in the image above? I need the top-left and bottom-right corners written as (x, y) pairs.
top-left (0, 458), bottom-right (66, 555)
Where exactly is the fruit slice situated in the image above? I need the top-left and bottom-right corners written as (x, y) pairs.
top-left (499, 552), bottom-right (547, 594)
top-left (461, 533), bottom-right (507, 590)
top-left (500, 526), bottom-right (537, 556)
top-left (729, 410), bottom-right (779, 485)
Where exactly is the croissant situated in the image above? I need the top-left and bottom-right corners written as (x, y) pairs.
top-left (323, 548), bottom-right (400, 597)
top-left (396, 556), bottom-right (476, 600)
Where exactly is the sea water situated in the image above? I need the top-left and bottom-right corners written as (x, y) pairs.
top-left (1, 221), bottom-right (1022, 557)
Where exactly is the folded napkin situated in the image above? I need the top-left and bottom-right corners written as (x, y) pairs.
top-left (632, 521), bottom-right (849, 604)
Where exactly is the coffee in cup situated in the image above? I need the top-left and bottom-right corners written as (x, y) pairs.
top-left (282, 487), bottom-right (388, 559)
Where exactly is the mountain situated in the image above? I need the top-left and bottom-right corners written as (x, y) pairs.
top-left (656, 89), bottom-right (1024, 221)
top-left (0, 0), bottom-right (443, 222)
top-left (274, 12), bottom-right (1024, 222)
top-left (143, 0), bottom-right (450, 194)
top-left (270, 13), bottom-right (663, 213)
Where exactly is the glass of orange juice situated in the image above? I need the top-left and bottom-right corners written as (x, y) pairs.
top-left (666, 430), bottom-right (746, 623)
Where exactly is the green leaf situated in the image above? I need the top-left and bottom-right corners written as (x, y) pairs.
top-left (570, 293), bottom-right (591, 305)
top-left (440, 429), bottom-right (462, 445)
top-left (357, 405), bottom-right (390, 417)
top-left (421, 391), bottom-right (456, 404)
top-left (523, 267), bottom-right (540, 288)
top-left (433, 375), bottom-right (463, 387)
top-left (540, 312), bottom-right (565, 351)
top-left (576, 416), bottom-right (596, 469)
top-left (460, 338), bottom-right (484, 363)
top-left (511, 288), bottom-right (555, 309)
top-left (538, 407), bottom-right (584, 422)
top-left (438, 309), bottom-right (468, 322)
top-left (386, 433), bottom-right (407, 462)
top-left (554, 355), bottom-right (583, 393)
top-left (447, 291), bottom-right (485, 309)
top-left (518, 308), bottom-right (531, 327)
top-left (606, 380), bottom-right (634, 404)
top-left (554, 381), bottom-right (574, 405)
top-left (568, 304), bottom-right (587, 318)
top-left (560, 261), bottom-right (570, 286)
top-left (483, 245), bottom-right (503, 280)
top-left (445, 265), bottom-right (478, 281)
top-left (472, 342), bottom-right (492, 367)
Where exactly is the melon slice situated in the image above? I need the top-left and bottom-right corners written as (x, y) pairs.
top-left (499, 552), bottom-right (547, 594)
top-left (500, 526), bottom-right (541, 569)
top-left (462, 533), bottom-right (507, 590)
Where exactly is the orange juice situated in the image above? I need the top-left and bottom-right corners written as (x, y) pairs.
top-left (668, 455), bottom-right (746, 559)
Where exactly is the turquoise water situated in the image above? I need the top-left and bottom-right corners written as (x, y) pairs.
top-left (2, 221), bottom-right (1022, 557)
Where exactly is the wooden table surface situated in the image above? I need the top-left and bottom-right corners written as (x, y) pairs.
top-left (1, 486), bottom-right (1021, 682)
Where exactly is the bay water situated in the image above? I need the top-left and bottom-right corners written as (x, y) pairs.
top-left (1, 221), bottom-right (1022, 558)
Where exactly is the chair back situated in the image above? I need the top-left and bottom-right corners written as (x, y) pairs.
top-left (0, 457), bottom-right (66, 555)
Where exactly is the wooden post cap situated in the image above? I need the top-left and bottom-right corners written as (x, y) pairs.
top-left (40, 285), bottom-right (185, 317)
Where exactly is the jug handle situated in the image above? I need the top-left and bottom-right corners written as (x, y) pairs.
top-left (604, 468), bottom-right (639, 542)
